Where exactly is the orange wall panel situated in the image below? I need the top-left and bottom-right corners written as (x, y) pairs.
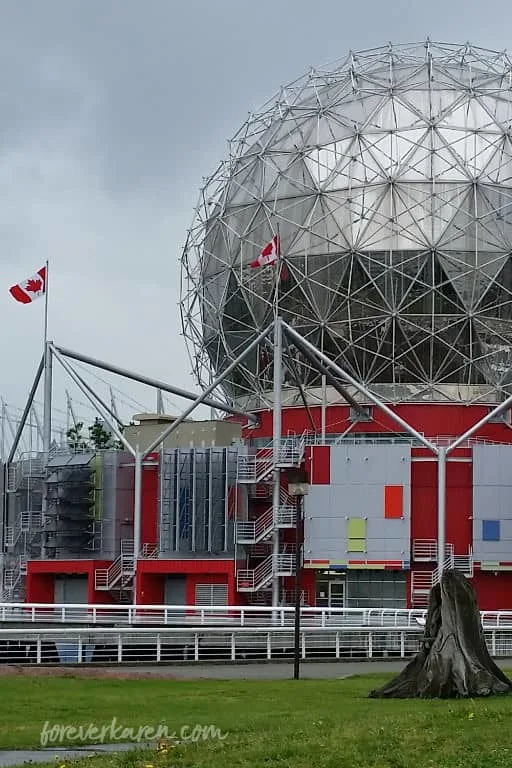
top-left (384, 485), bottom-right (403, 519)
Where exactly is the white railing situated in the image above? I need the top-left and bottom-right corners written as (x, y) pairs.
top-left (3, 555), bottom-right (26, 595)
top-left (237, 454), bottom-right (273, 484)
top-left (237, 553), bottom-right (295, 591)
top-left (237, 555), bottom-right (274, 591)
top-left (3, 602), bottom-right (512, 628)
top-left (6, 512), bottom-right (43, 549)
top-left (277, 436), bottom-right (305, 467)
top-left (4, 525), bottom-right (17, 549)
top-left (412, 539), bottom-right (438, 561)
top-left (238, 438), bottom-right (305, 484)
top-left (21, 511), bottom-right (42, 530)
top-left (141, 543), bottom-right (158, 558)
top-left (236, 508), bottom-right (274, 544)
top-left (235, 500), bottom-right (296, 545)
top-left (0, 623), bottom-right (512, 663)
top-left (6, 464), bottom-right (19, 492)
top-left (411, 548), bottom-right (474, 606)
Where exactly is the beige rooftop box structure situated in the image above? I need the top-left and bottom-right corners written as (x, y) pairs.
top-left (123, 413), bottom-right (243, 451)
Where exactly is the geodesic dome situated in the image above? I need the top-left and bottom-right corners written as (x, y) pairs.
top-left (180, 41), bottom-right (512, 408)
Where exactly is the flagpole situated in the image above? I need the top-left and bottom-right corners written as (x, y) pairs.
top-left (43, 259), bottom-right (49, 351)
top-left (42, 259), bottom-right (51, 454)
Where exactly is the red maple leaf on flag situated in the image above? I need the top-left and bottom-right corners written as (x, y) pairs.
top-left (25, 279), bottom-right (42, 293)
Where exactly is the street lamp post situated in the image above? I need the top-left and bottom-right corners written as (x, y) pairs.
top-left (287, 469), bottom-right (309, 680)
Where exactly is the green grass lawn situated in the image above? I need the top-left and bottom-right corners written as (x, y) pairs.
top-left (1, 672), bottom-right (512, 767)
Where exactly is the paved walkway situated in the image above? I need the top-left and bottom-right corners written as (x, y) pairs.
top-left (0, 743), bottom-right (154, 768)
top-left (0, 660), bottom-right (404, 680)
top-left (135, 660), bottom-right (404, 678)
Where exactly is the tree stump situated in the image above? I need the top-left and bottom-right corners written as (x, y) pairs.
top-left (369, 569), bottom-right (512, 698)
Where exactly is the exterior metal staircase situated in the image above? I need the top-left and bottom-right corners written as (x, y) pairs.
top-left (235, 488), bottom-right (296, 544)
top-left (6, 453), bottom-right (45, 492)
top-left (3, 555), bottom-right (27, 600)
top-left (95, 539), bottom-right (136, 591)
top-left (237, 553), bottom-right (295, 591)
top-left (5, 512), bottom-right (43, 550)
top-left (411, 543), bottom-right (474, 607)
top-left (237, 437), bottom-right (306, 483)
top-left (236, 436), bottom-right (305, 596)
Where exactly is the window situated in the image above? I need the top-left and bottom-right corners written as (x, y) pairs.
top-left (346, 570), bottom-right (406, 608)
top-left (482, 520), bottom-right (500, 542)
top-left (349, 406), bottom-right (373, 422)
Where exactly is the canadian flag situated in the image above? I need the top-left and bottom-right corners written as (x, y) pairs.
top-left (9, 266), bottom-right (47, 304)
top-left (250, 235), bottom-right (280, 268)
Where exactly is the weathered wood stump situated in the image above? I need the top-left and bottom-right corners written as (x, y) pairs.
top-left (369, 569), bottom-right (512, 698)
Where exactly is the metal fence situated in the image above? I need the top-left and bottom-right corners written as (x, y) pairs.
top-left (2, 603), bottom-right (512, 629)
top-left (0, 625), bottom-right (511, 664)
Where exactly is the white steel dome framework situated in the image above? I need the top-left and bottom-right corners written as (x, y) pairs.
top-left (180, 41), bottom-right (512, 407)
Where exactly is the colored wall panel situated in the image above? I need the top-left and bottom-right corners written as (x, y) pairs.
top-left (347, 518), bottom-right (366, 539)
top-left (310, 445), bottom-right (331, 484)
top-left (347, 538), bottom-right (366, 552)
top-left (483, 520), bottom-right (500, 542)
top-left (384, 485), bottom-right (403, 519)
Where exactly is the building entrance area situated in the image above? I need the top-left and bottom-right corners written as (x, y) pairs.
top-left (315, 572), bottom-right (346, 608)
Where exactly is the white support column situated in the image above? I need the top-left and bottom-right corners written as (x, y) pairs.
top-left (272, 316), bottom-right (283, 607)
top-left (437, 446), bottom-right (446, 574)
top-left (133, 445), bottom-right (142, 604)
top-left (321, 375), bottom-right (327, 444)
top-left (42, 342), bottom-right (52, 455)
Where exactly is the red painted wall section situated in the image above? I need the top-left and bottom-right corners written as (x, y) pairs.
top-left (136, 559), bottom-right (236, 605)
top-left (305, 446), bottom-right (330, 484)
top-left (137, 572), bottom-right (165, 605)
top-left (280, 570), bottom-right (317, 605)
top-left (27, 560), bottom-right (113, 605)
top-left (410, 460), bottom-right (437, 542)
top-left (26, 572), bottom-right (54, 603)
top-left (141, 453), bottom-right (159, 547)
top-left (243, 404), bottom-right (512, 446)
top-left (474, 572), bottom-right (512, 610)
top-left (445, 459), bottom-right (472, 555)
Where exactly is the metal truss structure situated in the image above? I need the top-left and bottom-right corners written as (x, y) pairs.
top-left (181, 41), bottom-right (512, 408)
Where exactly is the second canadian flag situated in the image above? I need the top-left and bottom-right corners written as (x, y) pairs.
top-left (250, 235), bottom-right (280, 268)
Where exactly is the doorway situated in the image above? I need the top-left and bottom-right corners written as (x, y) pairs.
top-left (328, 580), bottom-right (345, 608)
top-left (315, 572), bottom-right (346, 608)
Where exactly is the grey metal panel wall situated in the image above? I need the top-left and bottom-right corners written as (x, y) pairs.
top-left (159, 447), bottom-right (237, 555)
top-left (98, 451), bottom-right (119, 559)
top-left (472, 444), bottom-right (512, 562)
top-left (304, 444), bottom-right (411, 562)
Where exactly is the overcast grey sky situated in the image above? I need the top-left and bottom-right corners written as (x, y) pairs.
top-left (1, 0), bottom-right (512, 433)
